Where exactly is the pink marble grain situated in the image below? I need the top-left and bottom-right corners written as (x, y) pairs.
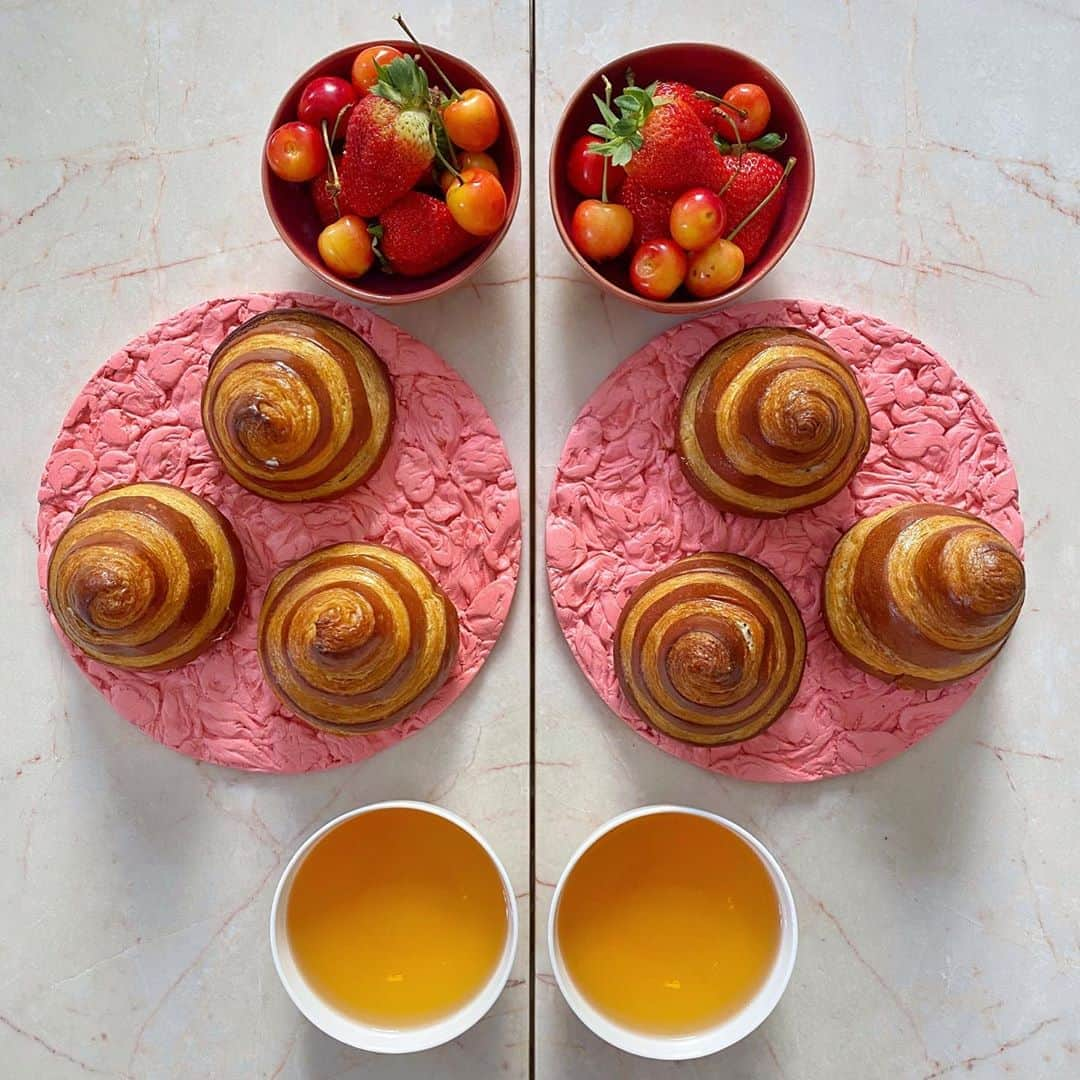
top-left (37, 292), bottom-right (521, 773)
top-left (546, 299), bottom-right (1023, 783)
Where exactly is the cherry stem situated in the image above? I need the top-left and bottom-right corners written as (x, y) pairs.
top-left (714, 111), bottom-right (745, 195)
top-left (694, 90), bottom-right (748, 119)
top-left (430, 123), bottom-right (462, 180)
top-left (727, 156), bottom-right (796, 240)
top-left (393, 13), bottom-right (461, 99)
top-left (329, 103), bottom-right (350, 146)
top-left (319, 120), bottom-right (342, 213)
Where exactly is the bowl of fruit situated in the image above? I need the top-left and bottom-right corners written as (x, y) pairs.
top-left (264, 17), bottom-right (520, 304)
top-left (550, 43), bottom-right (813, 312)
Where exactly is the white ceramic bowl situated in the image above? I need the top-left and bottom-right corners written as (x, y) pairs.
top-left (547, 805), bottom-right (798, 1060)
top-left (270, 800), bottom-right (519, 1053)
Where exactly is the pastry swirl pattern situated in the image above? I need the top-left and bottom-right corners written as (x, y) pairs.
top-left (678, 326), bottom-right (871, 516)
top-left (615, 553), bottom-right (807, 744)
top-left (258, 542), bottom-right (459, 734)
top-left (46, 481), bottom-right (245, 670)
top-left (824, 502), bottom-right (1024, 686)
top-left (202, 309), bottom-right (393, 501)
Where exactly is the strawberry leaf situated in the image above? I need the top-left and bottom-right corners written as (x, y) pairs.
top-left (371, 55), bottom-right (430, 111)
top-left (714, 131), bottom-right (787, 154)
top-left (592, 93), bottom-right (618, 128)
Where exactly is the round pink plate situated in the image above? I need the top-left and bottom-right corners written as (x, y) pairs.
top-left (38, 292), bottom-right (521, 773)
top-left (546, 299), bottom-right (1022, 782)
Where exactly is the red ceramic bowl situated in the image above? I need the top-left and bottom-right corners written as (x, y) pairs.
top-left (550, 43), bottom-right (814, 313)
top-left (264, 42), bottom-right (521, 305)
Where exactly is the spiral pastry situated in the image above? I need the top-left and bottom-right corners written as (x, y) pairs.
top-left (46, 482), bottom-right (246, 671)
top-left (614, 553), bottom-right (806, 745)
top-left (258, 543), bottom-right (459, 734)
top-left (201, 309), bottom-right (394, 502)
top-left (824, 503), bottom-right (1025, 686)
top-left (677, 327), bottom-right (871, 517)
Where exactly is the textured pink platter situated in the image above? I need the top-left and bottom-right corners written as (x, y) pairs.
top-left (37, 292), bottom-right (521, 773)
top-left (546, 299), bottom-right (1023, 782)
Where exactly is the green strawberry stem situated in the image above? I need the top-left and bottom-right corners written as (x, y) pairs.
top-left (367, 223), bottom-right (392, 272)
top-left (694, 90), bottom-right (748, 119)
top-left (726, 156), bottom-right (796, 241)
top-left (600, 75), bottom-right (613, 203)
top-left (393, 13), bottom-right (461, 99)
top-left (715, 131), bottom-right (786, 154)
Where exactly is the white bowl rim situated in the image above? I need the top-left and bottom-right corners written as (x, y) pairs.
top-left (269, 799), bottom-right (519, 1053)
top-left (546, 803), bottom-right (798, 1061)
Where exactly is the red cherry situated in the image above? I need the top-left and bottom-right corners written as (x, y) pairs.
top-left (685, 238), bottom-right (744, 298)
top-left (297, 76), bottom-right (357, 128)
top-left (566, 135), bottom-right (625, 199)
top-left (351, 45), bottom-right (404, 94)
top-left (265, 122), bottom-right (327, 182)
top-left (629, 238), bottom-right (688, 300)
top-left (720, 84), bottom-right (771, 142)
top-left (669, 188), bottom-right (728, 251)
top-left (570, 200), bottom-right (633, 261)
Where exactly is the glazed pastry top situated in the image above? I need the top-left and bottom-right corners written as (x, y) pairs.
top-left (258, 542), bottom-right (459, 734)
top-left (824, 502), bottom-right (1025, 686)
top-left (202, 309), bottom-right (393, 502)
top-left (678, 326), bottom-right (871, 517)
top-left (614, 552), bottom-right (806, 745)
top-left (46, 482), bottom-right (246, 671)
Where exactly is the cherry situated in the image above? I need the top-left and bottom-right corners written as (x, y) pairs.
top-left (297, 77), bottom-right (356, 128)
top-left (317, 215), bottom-right (374, 278)
top-left (443, 89), bottom-right (501, 152)
top-left (721, 84), bottom-right (771, 142)
top-left (566, 134), bottom-right (625, 199)
top-left (439, 150), bottom-right (500, 192)
top-left (570, 200), bottom-right (633, 261)
top-left (266, 122), bottom-right (327, 182)
top-left (669, 188), bottom-right (727, 251)
top-left (685, 238), bottom-right (744, 298)
top-left (351, 45), bottom-right (404, 94)
top-left (446, 168), bottom-right (508, 236)
top-left (630, 238), bottom-right (688, 300)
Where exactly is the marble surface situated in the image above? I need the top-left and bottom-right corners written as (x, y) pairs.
top-left (1, 3), bottom-right (530, 1078)
top-left (534, 2), bottom-right (1080, 1079)
top-left (4, 1), bottom-right (1080, 1078)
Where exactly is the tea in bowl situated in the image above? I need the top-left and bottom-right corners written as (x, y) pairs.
top-left (271, 801), bottom-right (518, 1052)
top-left (548, 805), bottom-right (797, 1059)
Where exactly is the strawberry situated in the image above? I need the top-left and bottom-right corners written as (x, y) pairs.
top-left (338, 55), bottom-right (435, 218)
top-left (720, 153), bottom-right (795, 266)
top-left (653, 80), bottom-right (736, 137)
top-left (310, 154), bottom-right (343, 225)
top-left (589, 82), bottom-right (725, 192)
top-left (376, 192), bottom-right (478, 276)
top-left (617, 180), bottom-right (679, 245)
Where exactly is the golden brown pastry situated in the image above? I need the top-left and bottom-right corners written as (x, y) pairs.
top-left (46, 482), bottom-right (246, 670)
top-left (201, 309), bottom-right (393, 501)
top-left (824, 502), bottom-right (1025, 686)
top-left (677, 327), bottom-right (871, 517)
top-left (614, 553), bottom-right (806, 745)
top-left (258, 542), bottom-right (459, 734)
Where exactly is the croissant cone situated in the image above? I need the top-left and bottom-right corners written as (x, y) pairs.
top-left (202, 309), bottom-right (394, 502)
top-left (46, 482), bottom-right (246, 670)
top-left (678, 327), bottom-right (871, 517)
top-left (614, 553), bottom-right (807, 745)
top-left (824, 503), bottom-right (1025, 686)
top-left (258, 543), bottom-right (459, 734)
